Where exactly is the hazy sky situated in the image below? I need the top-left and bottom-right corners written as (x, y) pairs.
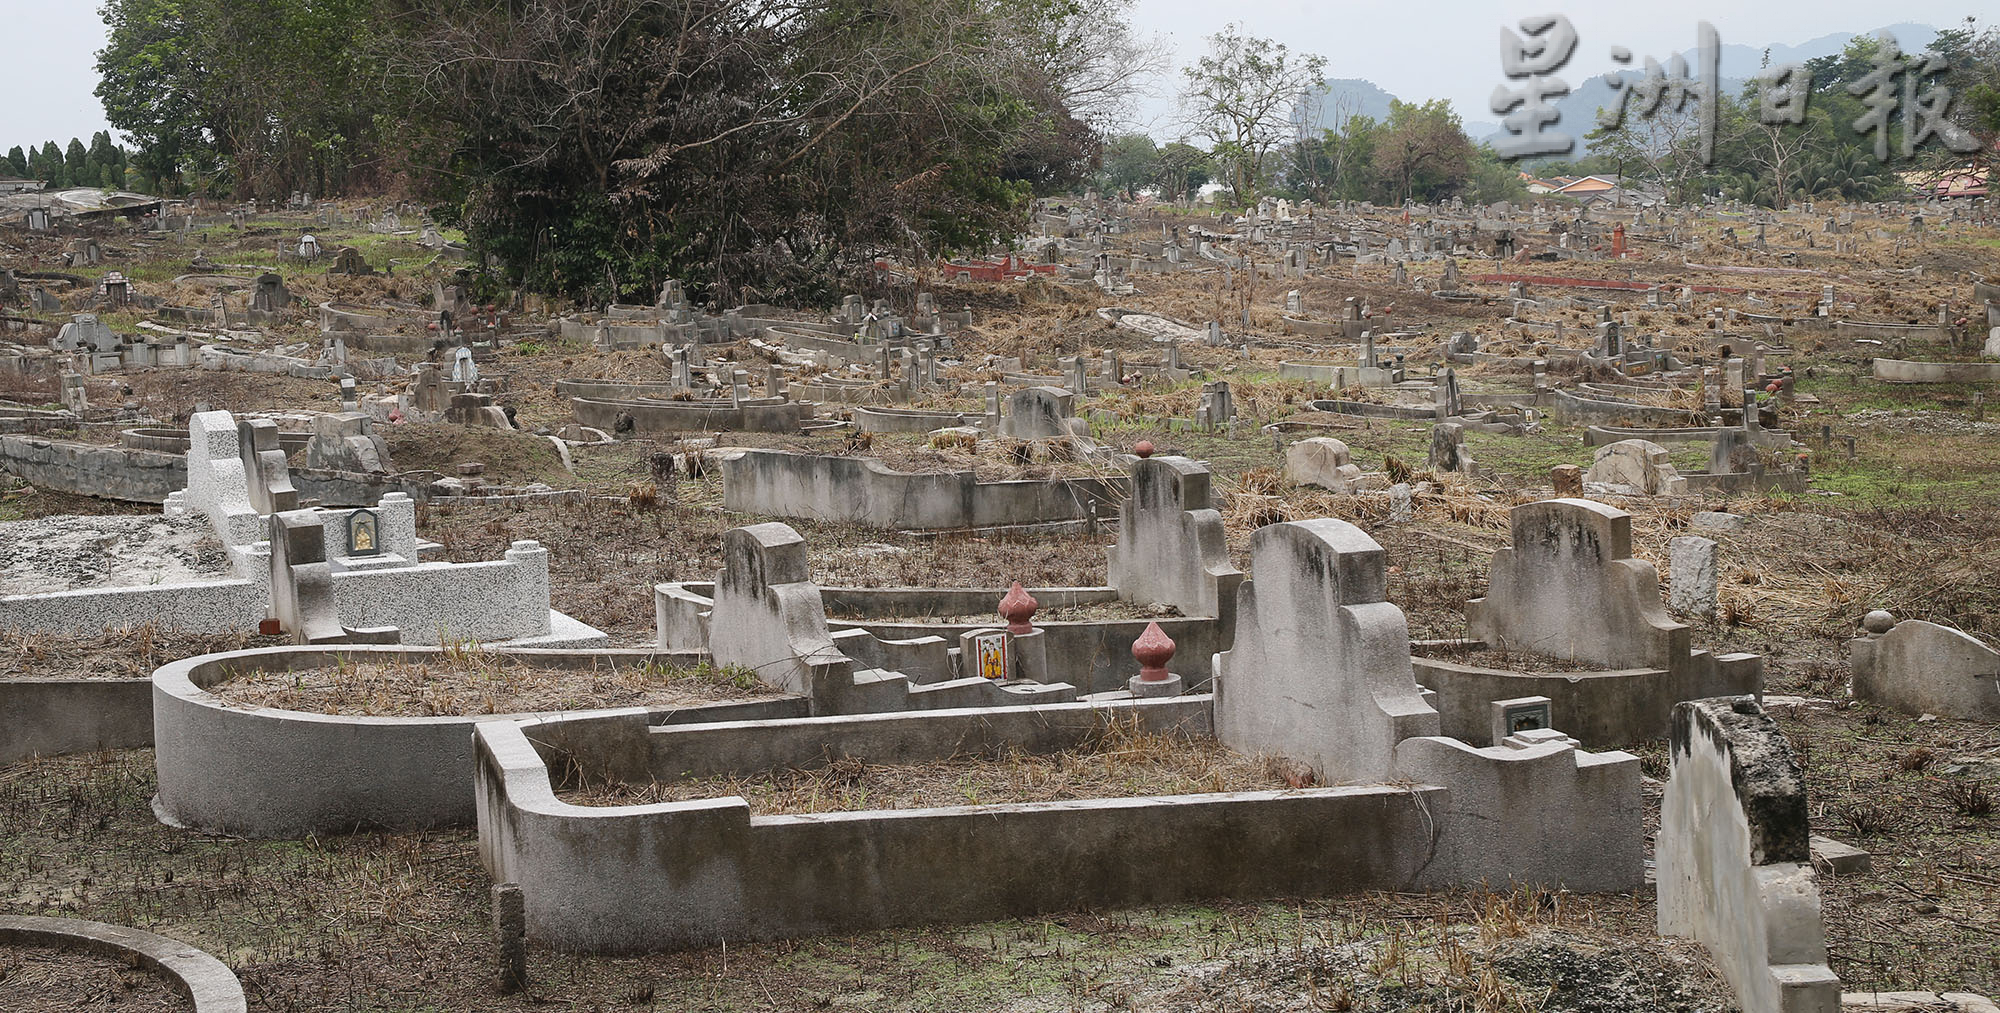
top-left (0, 1), bottom-right (1985, 152)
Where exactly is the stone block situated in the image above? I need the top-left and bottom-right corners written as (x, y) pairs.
top-left (1285, 437), bottom-right (1358, 492)
top-left (1586, 439), bottom-right (1686, 495)
top-left (1550, 464), bottom-right (1582, 497)
top-left (1692, 511), bottom-right (1747, 534)
top-left (1669, 535), bottom-right (1718, 619)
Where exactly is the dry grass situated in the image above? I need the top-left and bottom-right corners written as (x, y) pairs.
top-left (215, 650), bottom-right (775, 716)
top-left (560, 714), bottom-right (1300, 811)
top-left (0, 624), bottom-right (284, 681)
top-left (0, 944), bottom-right (190, 1012)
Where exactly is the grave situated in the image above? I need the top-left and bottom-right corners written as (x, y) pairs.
top-left (1849, 611), bottom-right (2000, 721)
top-left (1413, 499), bottom-right (1762, 745)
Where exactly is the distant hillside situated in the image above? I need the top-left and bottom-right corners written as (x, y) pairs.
top-left (1293, 78), bottom-right (1400, 135)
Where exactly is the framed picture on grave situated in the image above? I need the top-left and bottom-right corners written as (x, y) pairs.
top-left (973, 631), bottom-right (1009, 681)
top-left (1503, 698), bottom-right (1552, 736)
top-left (346, 509), bottom-right (381, 557)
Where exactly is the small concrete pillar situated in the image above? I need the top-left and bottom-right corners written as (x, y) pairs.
top-left (493, 882), bottom-right (527, 994)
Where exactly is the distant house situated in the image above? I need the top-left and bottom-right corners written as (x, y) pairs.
top-left (1548, 175), bottom-right (1622, 196)
top-left (0, 175), bottom-right (43, 195)
top-left (1899, 167), bottom-right (1988, 199)
top-left (1518, 171), bottom-right (1564, 194)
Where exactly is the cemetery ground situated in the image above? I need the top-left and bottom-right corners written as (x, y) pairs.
top-left (3, 204), bottom-right (2000, 1009)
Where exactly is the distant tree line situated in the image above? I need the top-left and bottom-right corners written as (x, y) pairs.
top-left (1102, 23), bottom-right (1997, 211)
top-left (2, 132), bottom-right (133, 190)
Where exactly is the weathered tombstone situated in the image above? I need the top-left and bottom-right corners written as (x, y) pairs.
top-left (1000, 386), bottom-right (1075, 440)
top-left (250, 272), bottom-right (291, 314)
top-left (1467, 499), bottom-right (1680, 670)
top-left (451, 346), bottom-right (478, 383)
top-left (1389, 482), bottom-right (1412, 522)
top-left (1285, 437), bottom-right (1362, 493)
top-left (305, 412), bottom-right (393, 474)
top-left (1105, 456), bottom-right (1244, 625)
top-left (1214, 519), bottom-right (1441, 783)
top-left (1427, 421), bottom-right (1472, 474)
top-left (1586, 439), bottom-right (1687, 495)
top-left (1657, 698), bottom-right (1840, 1013)
top-left (1850, 612), bottom-right (2000, 721)
top-left (238, 418), bottom-right (299, 515)
top-left (53, 313), bottom-right (119, 353)
top-left (59, 372), bottom-right (88, 413)
top-left (707, 523), bottom-right (850, 698)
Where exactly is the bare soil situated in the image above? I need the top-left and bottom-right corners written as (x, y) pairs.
top-left (214, 653), bottom-right (780, 716)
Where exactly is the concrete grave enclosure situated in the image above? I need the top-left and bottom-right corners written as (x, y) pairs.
top-left (1413, 498), bottom-right (1763, 746)
top-left (481, 517), bottom-right (1644, 954)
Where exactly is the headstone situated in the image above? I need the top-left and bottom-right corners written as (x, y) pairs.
top-left (1657, 698), bottom-right (1841, 1013)
top-left (1668, 536), bottom-right (1718, 619)
top-left (1213, 519), bottom-right (1440, 783)
top-left (1285, 438), bottom-right (1362, 493)
top-left (452, 346), bottom-right (478, 383)
top-left (1428, 422), bottom-right (1472, 474)
top-left (238, 418), bottom-right (299, 515)
top-left (1105, 456), bottom-right (1244, 622)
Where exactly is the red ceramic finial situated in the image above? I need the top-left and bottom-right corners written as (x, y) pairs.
top-left (1134, 440), bottom-right (1155, 459)
top-left (999, 581), bottom-right (1038, 634)
top-left (1132, 621), bottom-right (1175, 682)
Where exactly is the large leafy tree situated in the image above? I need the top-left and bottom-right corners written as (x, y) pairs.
top-left (1371, 99), bottom-right (1471, 204)
top-left (96, 0), bottom-right (209, 193)
top-left (1153, 141), bottom-right (1212, 201)
top-left (1101, 132), bottom-right (1159, 197)
top-left (97, 0), bottom-right (382, 196)
top-left (1177, 25), bottom-right (1325, 202)
top-left (382, 0), bottom-right (1102, 304)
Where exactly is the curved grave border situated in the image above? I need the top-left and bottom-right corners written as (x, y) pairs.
top-left (853, 405), bottom-right (985, 434)
top-left (0, 916), bottom-right (246, 1013)
top-left (152, 645), bottom-right (807, 838)
top-left (472, 700), bottom-right (1450, 954)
